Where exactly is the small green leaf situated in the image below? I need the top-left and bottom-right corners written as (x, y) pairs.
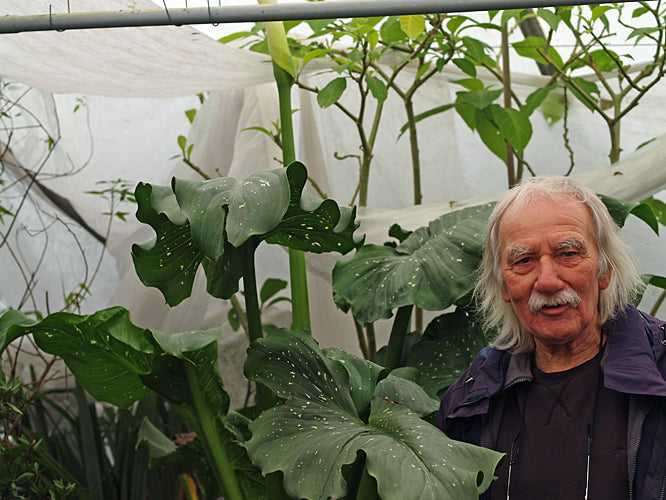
top-left (399, 15), bottom-right (425, 39)
top-left (397, 104), bottom-right (455, 140)
top-left (177, 135), bottom-right (187, 152)
top-left (366, 75), bottom-right (388, 103)
top-left (490, 106), bottom-right (533, 152)
top-left (317, 77), bottom-right (347, 108)
top-left (475, 109), bottom-right (506, 161)
top-left (455, 89), bottom-right (503, 109)
top-left (521, 85), bottom-right (556, 117)
top-left (452, 58), bottom-right (476, 77)
top-left (185, 109), bottom-right (197, 124)
top-left (462, 37), bottom-right (490, 64)
top-left (260, 278), bottom-right (288, 304)
top-left (537, 8), bottom-right (561, 31)
top-left (513, 37), bottom-right (564, 67)
top-left (379, 17), bottom-right (407, 44)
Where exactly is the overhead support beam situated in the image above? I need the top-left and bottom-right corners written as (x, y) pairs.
top-left (0, 0), bottom-right (627, 34)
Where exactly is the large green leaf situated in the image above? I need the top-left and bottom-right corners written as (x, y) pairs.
top-left (405, 308), bottom-right (493, 399)
top-left (0, 308), bottom-right (153, 408)
top-left (132, 182), bottom-right (204, 306)
top-left (0, 307), bottom-right (263, 499)
top-left (323, 347), bottom-right (387, 416)
top-left (599, 195), bottom-right (659, 234)
top-left (264, 164), bottom-right (363, 254)
top-left (173, 169), bottom-right (290, 253)
top-left (132, 162), bottom-right (361, 305)
top-left (333, 203), bottom-right (495, 325)
top-left (244, 329), bottom-right (503, 500)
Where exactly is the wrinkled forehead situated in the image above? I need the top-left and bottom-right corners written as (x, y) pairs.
top-left (497, 193), bottom-right (596, 245)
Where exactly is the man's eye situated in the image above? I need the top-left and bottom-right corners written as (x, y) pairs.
top-left (515, 257), bottom-right (531, 265)
top-left (561, 251), bottom-right (577, 258)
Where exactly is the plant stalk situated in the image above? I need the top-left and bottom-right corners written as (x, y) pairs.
top-left (185, 363), bottom-right (244, 500)
top-left (274, 56), bottom-right (312, 333)
top-left (384, 305), bottom-right (413, 371)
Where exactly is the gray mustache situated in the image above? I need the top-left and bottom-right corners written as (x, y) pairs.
top-left (528, 289), bottom-right (581, 314)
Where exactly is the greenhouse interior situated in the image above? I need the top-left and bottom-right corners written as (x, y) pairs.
top-left (1, 0), bottom-right (666, 498)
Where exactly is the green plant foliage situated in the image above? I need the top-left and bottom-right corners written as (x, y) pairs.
top-left (244, 328), bottom-right (503, 500)
top-left (404, 308), bottom-right (494, 399)
top-left (0, 307), bottom-right (262, 499)
top-left (132, 162), bottom-right (361, 306)
top-left (598, 195), bottom-right (660, 234)
top-left (333, 203), bottom-right (495, 325)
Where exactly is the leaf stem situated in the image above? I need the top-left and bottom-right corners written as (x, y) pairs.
top-left (384, 305), bottom-right (413, 371)
top-left (184, 363), bottom-right (244, 500)
top-left (274, 63), bottom-right (312, 333)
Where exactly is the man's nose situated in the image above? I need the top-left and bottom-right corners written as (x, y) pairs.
top-left (534, 257), bottom-right (564, 292)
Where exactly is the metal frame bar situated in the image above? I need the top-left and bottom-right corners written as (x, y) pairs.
top-left (0, 0), bottom-right (626, 34)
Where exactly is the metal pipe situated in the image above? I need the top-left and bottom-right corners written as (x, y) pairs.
top-left (0, 0), bottom-right (626, 34)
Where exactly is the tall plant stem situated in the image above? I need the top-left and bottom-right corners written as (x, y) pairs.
top-left (275, 63), bottom-right (312, 333)
top-left (185, 364), bottom-right (244, 500)
top-left (502, 24), bottom-right (516, 187)
top-left (385, 305), bottom-right (413, 371)
top-left (242, 241), bottom-right (263, 344)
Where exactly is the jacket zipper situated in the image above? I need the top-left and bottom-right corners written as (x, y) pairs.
top-left (629, 414), bottom-right (646, 500)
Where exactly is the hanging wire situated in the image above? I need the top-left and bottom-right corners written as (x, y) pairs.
top-left (162, 0), bottom-right (173, 24)
top-left (49, 4), bottom-right (66, 32)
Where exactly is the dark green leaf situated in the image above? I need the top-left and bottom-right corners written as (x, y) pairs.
top-left (245, 329), bottom-right (502, 499)
top-left (374, 374), bottom-right (438, 416)
top-left (260, 278), bottom-right (289, 304)
top-left (475, 109), bottom-right (506, 161)
top-left (317, 77), bottom-right (347, 108)
top-left (332, 203), bottom-right (496, 324)
top-left (0, 308), bottom-right (153, 407)
top-left (452, 58), bottom-right (476, 77)
top-left (405, 308), bottom-right (492, 398)
top-left (641, 197), bottom-right (666, 226)
top-left (172, 168), bottom-right (290, 253)
top-left (599, 195), bottom-right (659, 234)
top-left (131, 183), bottom-right (203, 306)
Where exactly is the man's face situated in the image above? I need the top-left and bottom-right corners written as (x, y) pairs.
top-left (498, 196), bottom-right (611, 350)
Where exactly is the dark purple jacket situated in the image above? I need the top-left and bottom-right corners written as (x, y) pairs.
top-left (437, 304), bottom-right (666, 499)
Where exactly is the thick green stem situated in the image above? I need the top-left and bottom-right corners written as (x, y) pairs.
top-left (384, 305), bottom-right (413, 371)
top-left (274, 63), bottom-right (312, 332)
top-left (242, 242), bottom-right (263, 344)
top-left (185, 364), bottom-right (244, 500)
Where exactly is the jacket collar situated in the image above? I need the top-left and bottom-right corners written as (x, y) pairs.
top-left (448, 304), bottom-right (666, 419)
top-left (603, 304), bottom-right (666, 397)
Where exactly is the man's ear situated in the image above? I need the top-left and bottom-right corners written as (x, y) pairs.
top-left (598, 268), bottom-right (612, 291)
top-left (502, 286), bottom-right (511, 303)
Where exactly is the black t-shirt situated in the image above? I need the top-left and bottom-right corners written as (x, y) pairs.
top-left (488, 354), bottom-right (629, 499)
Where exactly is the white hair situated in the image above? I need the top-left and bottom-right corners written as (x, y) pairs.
top-left (475, 176), bottom-right (643, 353)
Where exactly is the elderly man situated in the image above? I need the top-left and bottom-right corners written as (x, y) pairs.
top-left (437, 177), bottom-right (666, 499)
